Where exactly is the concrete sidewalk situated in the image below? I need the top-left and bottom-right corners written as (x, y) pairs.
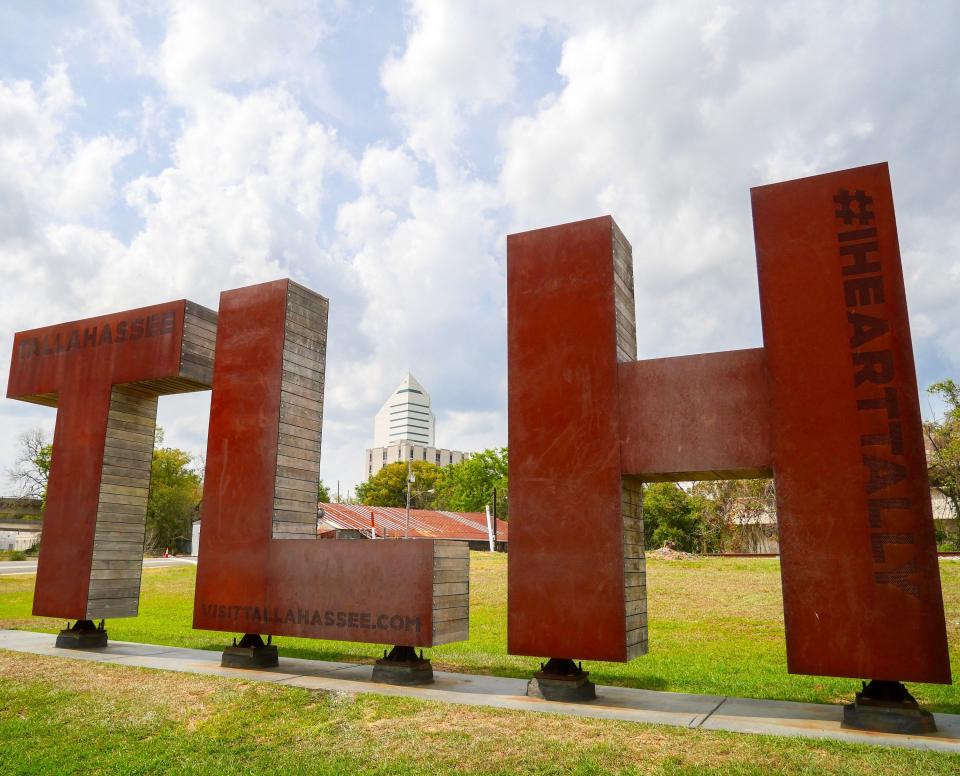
top-left (1, 628), bottom-right (957, 754)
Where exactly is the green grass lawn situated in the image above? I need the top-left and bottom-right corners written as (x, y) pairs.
top-left (1, 553), bottom-right (957, 713)
top-left (1, 554), bottom-right (958, 774)
top-left (1, 650), bottom-right (957, 776)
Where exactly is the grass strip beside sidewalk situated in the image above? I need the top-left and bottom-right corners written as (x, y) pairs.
top-left (1, 651), bottom-right (958, 776)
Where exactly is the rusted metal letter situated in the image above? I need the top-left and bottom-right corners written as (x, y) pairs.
top-left (507, 163), bottom-right (950, 684)
top-left (192, 280), bottom-right (468, 647)
top-left (6, 301), bottom-right (216, 619)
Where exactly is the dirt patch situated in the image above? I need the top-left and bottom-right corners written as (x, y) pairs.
top-left (0, 650), bottom-right (220, 727)
top-left (0, 618), bottom-right (62, 632)
top-left (647, 545), bottom-right (699, 560)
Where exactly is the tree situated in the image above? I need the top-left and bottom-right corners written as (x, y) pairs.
top-left (7, 428), bottom-right (52, 508)
top-left (146, 444), bottom-right (202, 553)
top-left (356, 460), bottom-right (442, 508)
top-left (317, 480), bottom-right (330, 502)
top-left (642, 482), bottom-right (703, 553)
top-left (926, 379), bottom-right (960, 548)
top-left (691, 479), bottom-right (776, 553)
top-left (434, 448), bottom-right (509, 517)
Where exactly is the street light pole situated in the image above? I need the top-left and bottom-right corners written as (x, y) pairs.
top-left (405, 458), bottom-right (413, 539)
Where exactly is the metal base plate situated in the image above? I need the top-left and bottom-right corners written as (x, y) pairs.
top-left (55, 628), bottom-right (108, 650)
top-left (221, 644), bottom-right (279, 669)
top-left (527, 674), bottom-right (597, 702)
top-left (372, 658), bottom-right (434, 686)
top-left (842, 702), bottom-right (937, 735)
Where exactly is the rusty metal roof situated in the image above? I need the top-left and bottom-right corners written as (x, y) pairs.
top-left (319, 503), bottom-right (508, 542)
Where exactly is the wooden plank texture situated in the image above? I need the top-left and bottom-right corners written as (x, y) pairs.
top-left (432, 540), bottom-right (470, 645)
top-left (86, 385), bottom-right (155, 619)
top-left (273, 283), bottom-right (328, 539)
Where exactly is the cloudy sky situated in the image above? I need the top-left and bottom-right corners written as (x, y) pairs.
top-left (1, 1), bottom-right (958, 497)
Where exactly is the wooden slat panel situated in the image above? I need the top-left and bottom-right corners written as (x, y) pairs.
top-left (275, 466), bottom-right (317, 485)
top-left (276, 476), bottom-right (316, 493)
top-left (276, 453), bottom-right (319, 471)
top-left (276, 445), bottom-right (317, 464)
top-left (433, 621), bottom-right (469, 644)
top-left (273, 283), bottom-right (326, 540)
top-left (625, 598), bottom-right (647, 616)
top-left (273, 509), bottom-right (316, 523)
top-left (282, 345), bottom-right (325, 372)
top-left (273, 521), bottom-right (317, 534)
top-left (278, 422), bottom-right (321, 443)
top-left (433, 582), bottom-right (468, 597)
top-left (432, 594), bottom-right (469, 610)
top-left (92, 559), bottom-right (142, 570)
top-left (274, 487), bottom-right (316, 504)
top-left (92, 549), bottom-right (143, 561)
top-left (97, 512), bottom-right (148, 526)
top-left (87, 599), bottom-right (139, 618)
top-left (433, 569), bottom-right (469, 584)
top-left (90, 569), bottom-right (142, 580)
top-left (433, 606), bottom-right (469, 622)
top-left (433, 557), bottom-right (469, 571)
top-left (273, 498), bottom-right (315, 513)
top-left (87, 586), bottom-right (140, 600)
top-left (86, 385), bottom-right (155, 617)
top-left (433, 544), bottom-right (469, 558)
top-left (278, 433), bottom-right (320, 453)
top-left (622, 475), bottom-right (647, 659)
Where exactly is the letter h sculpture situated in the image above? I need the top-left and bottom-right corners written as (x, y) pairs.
top-left (507, 163), bottom-right (950, 726)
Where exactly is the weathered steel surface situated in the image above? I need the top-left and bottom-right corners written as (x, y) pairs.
top-left (619, 349), bottom-right (772, 481)
top-left (753, 162), bottom-right (949, 683)
top-left (192, 280), bottom-right (467, 647)
top-left (6, 301), bottom-right (216, 619)
top-left (507, 216), bottom-right (645, 662)
top-left (507, 163), bottom-right (950, 684)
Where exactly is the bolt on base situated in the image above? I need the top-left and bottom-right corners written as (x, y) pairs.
top-left (372, 645), bottom-right (434, 685)
top-left (527, 658), bottom-right (596, 702)
top-left (221, 633), bottom-right (279, 669)
top-left (842, 680), bottom-right (937, 735)
top-left (55, 620), bottom-right (107, 649)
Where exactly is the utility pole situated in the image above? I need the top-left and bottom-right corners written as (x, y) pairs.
top-left (492, 487), bottom-right (498, 548)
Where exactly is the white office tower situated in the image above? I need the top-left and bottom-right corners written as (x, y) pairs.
top-left (373, 372), bottom-right (436, 447)
top-left (364, 373), bottom-right (468, 479)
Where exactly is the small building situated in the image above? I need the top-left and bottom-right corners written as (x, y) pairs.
top-left (319, 503), bottom-right (508, 551)
top-left (932, 488), bottom-right (958, 542)
top-left (724, 487), bottom-right (956, 554)
top-left (0, 497), bottom-right (43, 552)
top-left (0, 497), bottom-right (42, 519)
top-left (191, 506), bottom-right (509, 554)
top-left (0, 530), bottom-right (39, 552)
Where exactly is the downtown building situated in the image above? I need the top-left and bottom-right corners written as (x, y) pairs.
top-left (364, 373), bottom-right (468, 478)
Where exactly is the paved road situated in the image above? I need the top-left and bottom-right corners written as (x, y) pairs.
top-left (0, 557), bottom-right (197, 576)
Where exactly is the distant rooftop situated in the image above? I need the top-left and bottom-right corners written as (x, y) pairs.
top-left (320, 503), bottom-right (508, 543)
